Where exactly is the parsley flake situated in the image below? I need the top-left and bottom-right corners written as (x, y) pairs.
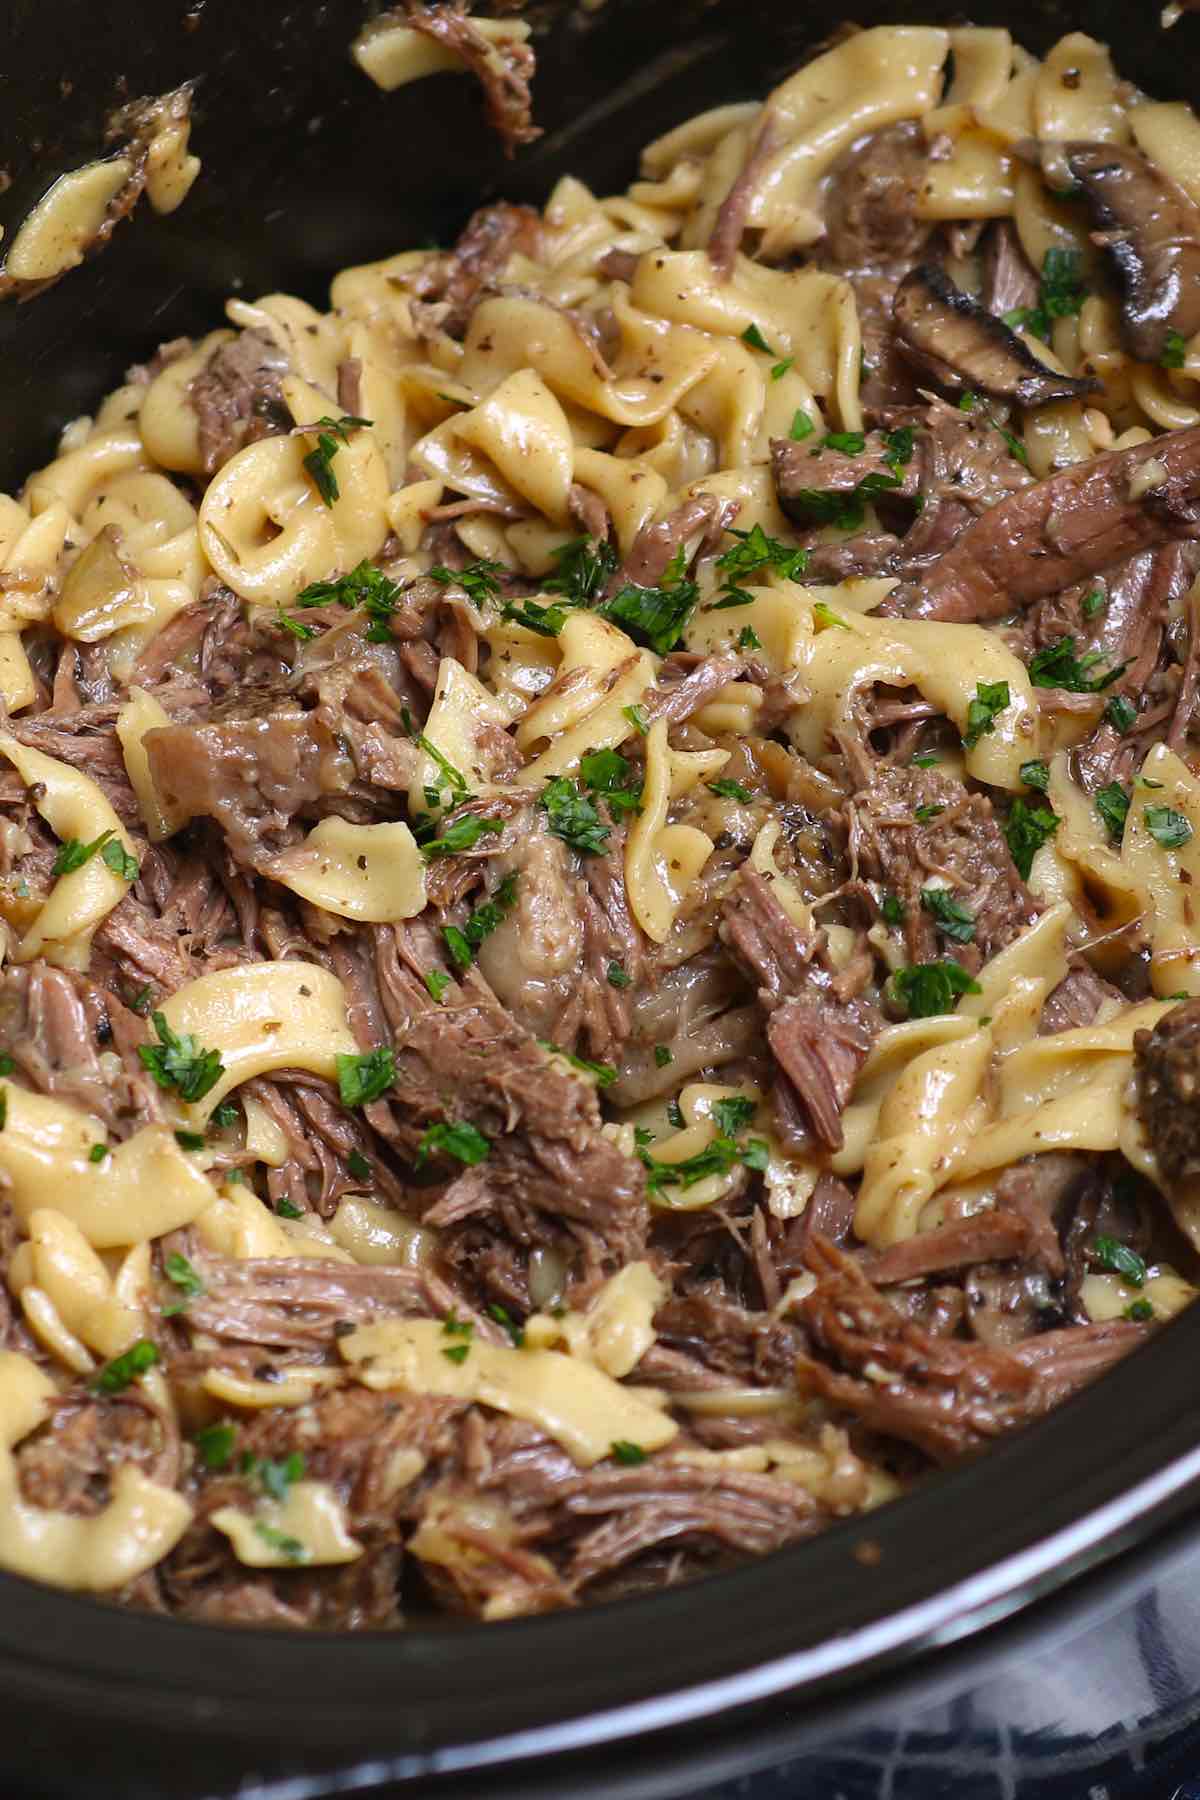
top-left (789, 409), bottom-right (815, 442)
top-left (1005, 797), bottom-right (1060, 877)
top-left (53, 828), bottom-right (115, 877)
top-left (254, 1522), bottom-right (309, 1563)
top-left (1028, 636), bottom-right (1126, 693)
top-left (600, 545), bottom-right (698, 656)
top-left (1095, 782), bottom-right (1130, 843)
top-left (540, 777), bottom-right (610, 855)
top-left (443, 872), bottom-right (519, 969)
top-left (963, 679), bottom-right (1010, 749)
top-left (889, 961), bottom-right (981, 1019)
top-left (1093, 1235), bottom-right (1147, 1287)
top-left (301, 414), bottom-right (371, 506)
top-left (611, 1440), bottom-right (647, 1465)
top-left (161, 1251), bottom-right (204, 1317)
top-left (881, 893), bottom-right (905, 926)
top-left (138, 1012), bottom-right (225, 1104)
top-left (296, 560), bottom-right (404, 642)
top-left (707, 778), bottom-right (753, 803)
top-left (607, 962), bottom-right (631, 989)
top-left (1019, 760), bottom-right (1050, 792)
top-left (741, 323), bottom-right (774, 353)
top-left (1162, 330), bottom-right (1188, 371)
top-left (1145, 805), bottom-right (1193, 849)
top-left (418, 1121), bottom-right (491, 1166)
top-left (420, 814), bottom-right (504, 860)
top-left (429, 558), bottom-right (506, 609)
top-left (336, 1047), bottom-right (396, 1108)
top-left (425, 969), bottom-right (451, 1004)
top-left (92, 1339), bottom-right (159, 1395)
top-left (921, 887), bottom-right (975, 943)
top-left (194, 1422), bottom-right (235, 1471)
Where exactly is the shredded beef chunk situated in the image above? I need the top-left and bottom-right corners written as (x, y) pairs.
top-left (823, 121), bottom-right (934, 272)
top-left (896, 425), bottom-right (1200, 622)
top-left (399, 3), bottom-right (539, 158)
top-left (188, 329), bottom-right (290, 476)
top-left (847, 766), bottom-right (1036, 965)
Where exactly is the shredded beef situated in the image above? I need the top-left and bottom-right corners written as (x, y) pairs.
top-left (401, 3), bottom-right (539, 158)
top-left (847, 765), bottom-right (1036, 967)
top-left (1135, 999), bottom-right (1200, 1191)
top-left (188, 329), bottom-right (290, 477)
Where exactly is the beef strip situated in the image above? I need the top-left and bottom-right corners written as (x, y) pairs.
top-left (846, 765), bottom-right (1036, 966)
top-left (608, 493), bottom-right (729, 593)
top-left (721, 868), bottom-right (878, 1150)
top-left (0, 962), bottom-right (163, 1134)
top-left (979, 221), bottom-right (1040, 320)
top-left (772, 428), bottom-right (920, 529)
top-left (799, 1237), bottom-right (1148, 1462)
top-left (861, 1211), bottom-right (1034, 1286)
top-left (411, 201), bottom-right (542, 338)
top-left (400, 4), bottom-right (539, 157)
top-left (708, 113), bottom-right (779, 277)
top-left (893, 424), bottom-right (1200, 622)
top-left (188, 329), bottom-right (290, 477)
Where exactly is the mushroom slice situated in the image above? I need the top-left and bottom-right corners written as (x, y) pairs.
top-left (1063, 141), bottom-right (1200, 363)
top-left (893, 264), bottom-right (1098, 407)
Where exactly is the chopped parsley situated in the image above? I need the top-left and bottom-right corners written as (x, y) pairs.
top-left (914, 803), bottom-right (944, 823)
top-left (770, 357), bottom-right (794, 381)
top-left (1005, 797), bottom-right (1060, 878)
top-left (611, 1440), bottom-right (647, 1466)
top-left (101, 840), bottom-right (140, 882)
top-left (418, 1120), bottom-right (491, 1166)
top-left (1095, 782), bottom-right (1130, 843)
top-left (712, 1095), bottom-right (757, 1136)
top-left (666, 1099), bottom-right (685, 1128)
top-left (501, 597), bottom-right (570, 636)
top-left (920, 887), bottom-right (976, 943)
top-left (622, 703), bottom-right (649, 737)
top-left (789, 409), bottom-right (815, 441)
top-left (276, 1198), bottom-right (303, 1219)
top-left (600, 545), bottom-right (699, 656)
top-left (1082, 587), bottom-right (1107, 618)
top-left (640, 1130), bottom-right (767, 1193)
top-left (544, 535), bottom-right (618, 605)
top-left (911, 753), bottom-right (939, 769)
top-left (239, 1450), bottom-right (306, 1504)
top-left (707, 778), bottom-right (754, 803)
top-left (336, 1047), bottom-right (396, 1108)
top-left (889, 961), bottom-right (982, 1019)
top-left (654, 1045), bottom-right (673, 1068)
top-left (194, 1422), bottom-right (236, 1471)
top-left (1145, 805), bottom-right (1193, 849)
top-left (53, 828), bottom-right (115, 877)
top-left (92, 1339), bottom-right (159, 1395)
top-left (429, 558), bottom-right (506, 609)
top-left (347, 1149), bottom-right (372, 1182)
top-left (607, 962), bottom-right (631, 989)
top-left (1028, 636), bottom-right (1126, 693)
top-left (88, 1141), bottom-right (109, 1164)
top-left (442, 1342), bottom-right (471, 1366)
top-left (963, 679), bottom-right (1010, 749)
top-left (1003, 247), bottom-right (1087, 342)
top-left (1092, 1235), bottom-right (1147, 1288)
top-left (1126, 1298), bottom-right (1155, 1322)
top-left (813, 601), bottom-right (849, 630)
top-left (275, 610), bottom-right (316, 642)
top-left (296, 560), bottom-right (404, 642)
top-left (738, 625), bottom-right (761, 650)
top-left (741, 323), bottom-right (774, 353)
top-left (442, 1313), bottom-right (473, 1340)
top-left (301, 414), bottom-right (371, 506)
top-left (820, 430), bottom-right (866, 456)
top-left (254, 1522), bottom-right (309, 1563)
top-left (1104, 694), bottom-right (1137, 734)
top-left (881, 893), bottom-right (906, 926)
top-left (443, 872), bottom-right (519, 969)
top-left (138, 1012), bottom-right (225, 1104)
top-left (541, 1042), bottom-right (617, 1087)
top-left (1019, 760), bottom-right (1050, 793)
top-left (174, 1129), bottom-right (206, 1152)
top-left (540, 776), bottom-right (610, 855)
top-left (425, 968), bottom-right (451, 1004)
top-left (580, 748), bottom-right (643, 819)
top-left (487, 1302), bottom-right (525, 1347)
top-left (420, 814), bottom-right (504, 860)
top-left (1162, 330), bottom-right (1188, 371)
top-left (714, 524), bottom-right (808, 606)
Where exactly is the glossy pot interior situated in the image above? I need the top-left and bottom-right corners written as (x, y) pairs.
top-left (1, 3), bottom-right (1199, 1795)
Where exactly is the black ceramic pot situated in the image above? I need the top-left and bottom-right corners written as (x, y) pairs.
top-left (2, 4), bottom-right (1200, 1796)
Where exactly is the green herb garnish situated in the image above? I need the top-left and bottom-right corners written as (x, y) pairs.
top-left (302, 414), bottom-right (371, 505)
top-left (1145, 805), bottom-right (1193, 849)
top-left (540, 777), bottom-right (610, 855)
top-left (138, 1012), bottom-right (224, 1104)
top-left (920, 888), bottom-right (976, 943)
top-left (707, 778), bottom-right (753, 803)
top-left (336, 1047), bottom-right (396, 1108)
top-left (963, 679), bottom-right (1010, 749)
top-left (889, 961), bottom-right (982, 1019)
top-left (1006, 797), bottom-right (1060, 877)
top-left (1095, 782), bottom-right (1130, 843)
top-left (92, 1339), bottom-right (159, 1394)
top-left (1093, 1235), bottom-right (1147, 1287)
top-left (418, 1121), bottom-right (491, 1166)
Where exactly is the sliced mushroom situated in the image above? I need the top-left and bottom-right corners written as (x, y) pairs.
top-left (893, 264), bottom-right (1098, 407)
top-left (1063, 141), bottom-right (1200, 363)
